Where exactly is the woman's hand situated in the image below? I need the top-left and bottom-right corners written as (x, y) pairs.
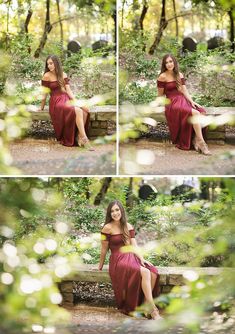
top-left (144, 259), bottom-right (153, 267)
top-left (191, 101), bottom-right (201, 109)
top-left (98, 264), bottom-right (103, 271)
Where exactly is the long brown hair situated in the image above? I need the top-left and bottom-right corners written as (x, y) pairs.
top-left (104, 200), bottom-right (130, 245)
top-left (160, 54), bottom-right (182, 90)
top-left (44, 55), bottom-right (66, 91)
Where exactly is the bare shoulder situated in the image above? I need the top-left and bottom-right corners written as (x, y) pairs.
top-left (179, 72), bottom-right (184, 79)
top-left (127, 222), bottom-right (134, 231)
top-left (63, 72), bottom-right (68, 79)
top-left (158, 72), bottom-right (166, 81)
top-left (101, 224), bottom-right (112, 234)
top-left (42, 72), bottom-right (50, 80)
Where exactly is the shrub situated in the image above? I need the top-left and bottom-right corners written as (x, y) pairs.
top-left (120, 81), bottom-right (156, 104)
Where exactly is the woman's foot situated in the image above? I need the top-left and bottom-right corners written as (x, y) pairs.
top-left (150, 307), bottom-right (162, 320)
top-left (78, 136), bottom-right (95, 151)
top-left (197, 139), bottom-right (211, 155)
top-left (192, 137), bottom-right (199, 152)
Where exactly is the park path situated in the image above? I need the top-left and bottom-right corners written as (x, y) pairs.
top-left (50, 304), bottom-right (235, 334)
top-left (9, 138), bottom-right (116, 175)
top-left (120, 140), bottom-right (235, 175)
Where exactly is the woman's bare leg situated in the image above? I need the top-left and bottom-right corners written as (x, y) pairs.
top-left (140, 267), bottom-right (156, 309)
top-left (191, 109), bottom-right (211, 154)
top-left (140, 267), bottom-right (161, 319)
top-left (191, 109), bottom-right (204, 141)
top-left (150, 272), bottom-right (157, 291)
top-left (75, 107), bottom-right (87, 138)
top-left (82, 106), bottom-right (89, 125)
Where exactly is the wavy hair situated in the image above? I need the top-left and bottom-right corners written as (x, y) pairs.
top-left (104, 200), bottom-right (130, 245)
top-left (160, 54), bottom-right (182, 90)
top-left (44, 55), bottom-right (66, 92)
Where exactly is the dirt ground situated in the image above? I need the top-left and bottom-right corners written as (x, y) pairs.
top-left (48, 304), bottom-right (235, 334)
top-left (119, 140), bottom-right (235, 175)
top-left (8, 138), bottom-right (116, 175)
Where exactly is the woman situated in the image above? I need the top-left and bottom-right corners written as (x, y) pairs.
top-left (40, 55), bottom-right (93, 149)
top-left (157, 54), bottom-right (211, 155)
top-left (99, 200), bottom-right (161, 320)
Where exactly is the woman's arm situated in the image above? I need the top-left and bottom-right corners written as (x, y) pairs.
top-left (40, 93), bottom-right (48, 111)
top-left (130, 237), bottom-right (145, 266)
top-left (157, 87), bottom-right (165, 97)
top-left (181, 84), bottom-right (194, 104)
top-left (98, 240), bottom-right (109, 270)
top-left (181, 85), bottom-right (201, 109)
top-left (130, 234), bottom-right (153, 267)
top-left (179, 73), bottom-right (201, 109)
top-left (65, 84), bottom-right (76, 100)
top-left (157, 73), bottom-right (165, 97)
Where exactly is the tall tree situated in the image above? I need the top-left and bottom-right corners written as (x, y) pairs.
top-left (228, 8), bottom-right (234, 52)
top-left (149, 0), bottom-right (167, 55)
top-left (56, 0), bottom-right (64, 56)
top-left (94, 177), bottom-right (112, 205)
top-left (34, 0), bottom-right (52, 58)
top-left (139, 0), bottom-right (149, 51)
top-left (172, 0), bottom-right (178, 38)
top-left (149, 3), bottom-right (191, 55)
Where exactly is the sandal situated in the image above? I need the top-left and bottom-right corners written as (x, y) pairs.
top-left (197, 140), bottom-right (211, 155)
top-left (150, 307), bottom-right (162, 320)
top-left (78, 136), bottom-right (95, 151)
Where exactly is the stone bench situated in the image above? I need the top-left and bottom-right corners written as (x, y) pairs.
top-left (27, 105), bottom-right (116, 138)
top-left (58, 265), bottom-right (224, 306)
top-left (135, 106), bottom-right (235, 144)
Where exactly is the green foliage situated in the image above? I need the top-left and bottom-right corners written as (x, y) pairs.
top-left (73, 205), bottom-right (105, 232)
top-left (0, 178), bottom-right (81, 333)
top-left (10, 34), bottom-right (43, 81)
top-left (120, 81), bottom-right (157, 104)
top-left (120, 31), bottom-right (159, 79)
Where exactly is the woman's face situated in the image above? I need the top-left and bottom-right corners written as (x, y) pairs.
top-left (47, 58), bottom-right (55, 72)
top-left (111, 204), bottom-right (122, 222)
top-left (165, 57), bottom-right (174, 71)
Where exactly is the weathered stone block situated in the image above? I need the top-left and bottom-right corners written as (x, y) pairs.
top-left (97, 112), bottom-right (116, 122)
top-left (91, 121), bottom-right (99, 128)
top-left (209, 125), bottom-right (225, 132)
top-left (168, 274), bottom-right (184, 286)
top-left (62, 292), bottom-right (74, 304)
top-left (161, 285), bottom-right (174, 293)
top-left (100, 121), bottom-right (108, 129)
top-left (159, 274), bottom-right (167, 285)
top-left (59, 281), bottom-right (73, 293)
top-left (207, 140), bottom-right (225, 145)
top-left (207, 132), bottom-right (225, 139)
top-left (89, 128), bottom-right (107, 137)
top-left (89, 113), bottom-right (96, 121)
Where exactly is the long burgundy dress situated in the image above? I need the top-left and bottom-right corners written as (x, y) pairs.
top-left (157, 78), bottom-right (206, 150)
top-left (41, 77), bottom-right (90, 147)
top-left (101, 229), bottom-right (160, 315)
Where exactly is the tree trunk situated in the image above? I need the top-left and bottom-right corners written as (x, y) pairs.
top-left (17, 0), bottom-right (25, 33)
top-left (172, 0), bottom-right (178, 38)
top-left (139, 0), bottom-right (149, 51)
top-left (228, 9), bottom-right (234, 53)
top-left (149, 0), bottom-right (167, 55)
top-left (34, 0), bottom-right (52, 58)
top-left (94, 178), bottom-right (112, 205)
top-left (121, 0), bottom-right (126, 29)
top-left (24, 5), bottom-right (33, 34)
top-left (112, 9), bottom-right (117, 52)
top-left (56, 0), bottom-right (64, 56)
top-left (139, 0), bottom-right (148, 31)
top-left (24, 1), bottom-right (33, 53)
top-left (126, 178), bottom-right (134, 209)
top-left (6, 0), bottom-right (11, 49)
